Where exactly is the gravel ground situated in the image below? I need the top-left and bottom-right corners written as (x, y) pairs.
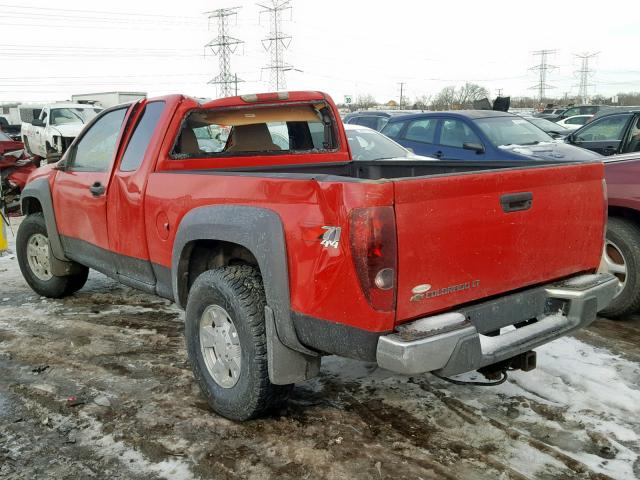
top-left (1, 219), bottom-right (639, 480)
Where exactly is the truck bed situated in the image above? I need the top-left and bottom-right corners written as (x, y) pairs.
top-left (178, 157), bottom-right (605, 324)
top-left (205, 158), bottom-right (595, 181)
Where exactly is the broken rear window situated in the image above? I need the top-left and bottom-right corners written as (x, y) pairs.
top-left (171, 103), bottom-right (337, 159)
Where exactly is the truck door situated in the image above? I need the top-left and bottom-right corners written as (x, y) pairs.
top-left (33, 108), bottom-right (48, 157)
top-left (52, 106), bottom-right (130, 275)
top-left (106, 100), bottom-right (167, 288)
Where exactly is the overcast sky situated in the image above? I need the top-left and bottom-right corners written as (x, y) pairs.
top-left (1, 0), bottom-right (638, 104)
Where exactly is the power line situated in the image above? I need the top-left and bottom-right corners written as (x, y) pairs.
top-left (529, 49), bottom-right (557, 102)
top-left (258, 0), bottom-right (294, 91)
top-left (575, 52), bottom-right (599, 104)
top-left (204, 7), bottom-right (244, 98)
top-left (0, 3), bottom-right (205, 22)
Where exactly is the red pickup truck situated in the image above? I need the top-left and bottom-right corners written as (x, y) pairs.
top-left (16, 91), bottom-right (617, 420)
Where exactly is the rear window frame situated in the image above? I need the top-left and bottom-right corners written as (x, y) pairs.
top-left (169, 101), bottom-right (341, 160)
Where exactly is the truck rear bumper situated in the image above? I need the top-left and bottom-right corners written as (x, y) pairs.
top-left (376, 273), bottom-right (618, 376)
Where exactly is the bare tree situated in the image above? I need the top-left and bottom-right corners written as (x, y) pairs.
top-left (355, 94), bottom-right (377, 110)
top-left (412, 94), bottom-right (432, 110)
top-left (431, 86), bottom-right (456, 110)
top-left (454, 83), bottom-right (489, 109)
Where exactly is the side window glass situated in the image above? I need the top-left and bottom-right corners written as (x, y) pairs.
top-left (404, 119), bottom-right (436, 143)
top-left (623, 117), bottom-right (640, 153)
top-left (69, 108), bottom-right (126, 172)
top-left (120, 102), bottom-right (165, 172)
top-left (381, 121), bottom-right (404, 138)
top-left (355, 116), bottom-right (379, 130)
top-left (564, 108), bottom-right (579, 117)
top-left (439, 119), bottom-right (481, 148)
top-left (576, 115), bottom-right (630, 142)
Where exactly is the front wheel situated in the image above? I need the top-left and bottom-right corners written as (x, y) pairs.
top-left (16, 213), bottom-right (89, 298)
top-left (185, 266), bottom-right (292, 420)
top-left (598, 217), bottom-right (640, 318)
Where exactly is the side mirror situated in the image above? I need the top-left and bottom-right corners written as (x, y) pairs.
top-left (566, 133), bottom-right (576, 143)
top-left (31, 118), bottom-right (45, 127)
top-left (463, 142), bottom-right (485, 154)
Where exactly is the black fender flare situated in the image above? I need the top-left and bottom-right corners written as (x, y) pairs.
top-left (172, 205), bottom-right (316, 360)
top-left (20, 178), bottom-right (68, 262)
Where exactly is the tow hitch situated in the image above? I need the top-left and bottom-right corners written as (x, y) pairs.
top-left (433, 351), bottom-right (537, 387)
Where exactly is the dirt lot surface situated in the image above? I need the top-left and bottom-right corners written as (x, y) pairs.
top-left (1, 221), bottom-right (639, 480)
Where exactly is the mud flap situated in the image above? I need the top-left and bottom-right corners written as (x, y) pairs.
top-left (265, 306), bottom-right (320, 385)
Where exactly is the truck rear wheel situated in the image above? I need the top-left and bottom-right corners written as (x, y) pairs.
top-left (16, 213), bottom-right (89, 298)
top-left (599, 217), bottom-right (640, 318)
top-left (185, 266), bottom-right (292, 420)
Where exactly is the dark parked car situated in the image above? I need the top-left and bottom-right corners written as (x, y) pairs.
top-left (566, 110), bottom-right (640, 156)
top-left (541, 105), bottom-right (604, 122)
top-left (521, 116), bottom-right (571, 139)
top-left (598, 152), bottom-right (640, 317)
top-left (534, 107), bottom-right (566, 119)
top-left (343, 110), bottom-right (416, 131)
top-left (380, 110), bottom-right (601, 162)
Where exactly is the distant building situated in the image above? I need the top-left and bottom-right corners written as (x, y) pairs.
top-left (71, 91), bottom-right (147, 108)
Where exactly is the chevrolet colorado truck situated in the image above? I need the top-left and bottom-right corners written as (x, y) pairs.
top-left (16, 91), bottom-right (617, 420)
top-left (21, 103), bottom-right (102, 160)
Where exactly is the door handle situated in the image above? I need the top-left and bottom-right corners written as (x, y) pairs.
top-left (500, 192), bottom-right (533, 212)
top-left (434, 150), bottom-right (443, 158)
top-left (89, 181), bottom-right (105, 197)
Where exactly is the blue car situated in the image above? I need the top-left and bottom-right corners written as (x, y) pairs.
top-left (380, 110), bottom-right (602, 162)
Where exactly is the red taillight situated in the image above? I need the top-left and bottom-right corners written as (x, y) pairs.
top-left (349, 206), bottom-right (397, 311)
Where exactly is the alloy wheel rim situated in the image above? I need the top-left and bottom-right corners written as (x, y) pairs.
top-left (26, 233), bottom-right (53, 281)
top-left (599, 239), bottom-right (627, 297)
top-left (199, 304), bottom-right (242, 388)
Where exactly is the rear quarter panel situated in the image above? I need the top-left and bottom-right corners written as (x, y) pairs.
top-left (145, 172), bottom-right (397, 333)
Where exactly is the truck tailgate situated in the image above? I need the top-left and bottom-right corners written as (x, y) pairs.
top-left (393, 163), bottom-right (605, 323)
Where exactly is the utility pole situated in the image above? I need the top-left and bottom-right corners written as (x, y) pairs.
top-left (575, 52), bottom-right (599, 104)
top-left (496, 88), bottom-right (503, 97)
top-left (398, 82), bottom-right (406, 109)
top-left (258, 0), bottom-right (294, 91)
top-left (529, 49), bottom-right (557, 103)
top-left (204, 7), bottom-right (244, 98)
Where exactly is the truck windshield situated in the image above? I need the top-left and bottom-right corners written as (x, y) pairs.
top-left (476, 116), bottom-right (554, 147)
top-left (50, 108), bottom-right (101, 126)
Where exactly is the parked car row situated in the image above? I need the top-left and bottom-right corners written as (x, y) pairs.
top-left (378, 110), bottom-right (600, 163)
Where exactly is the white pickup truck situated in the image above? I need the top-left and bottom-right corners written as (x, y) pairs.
top-left (21, 103), bottom-right (102, 159)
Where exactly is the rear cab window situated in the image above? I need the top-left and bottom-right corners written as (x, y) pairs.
top-left (171, 103), bottom-right (338, 159)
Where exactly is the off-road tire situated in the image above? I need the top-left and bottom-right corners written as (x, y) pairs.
top-left (185, 266), bottom-right (293, 420)
top-left (16, 213), bottom-right (89, 298)
top-left (600, 217), bottom-right (640, 318)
